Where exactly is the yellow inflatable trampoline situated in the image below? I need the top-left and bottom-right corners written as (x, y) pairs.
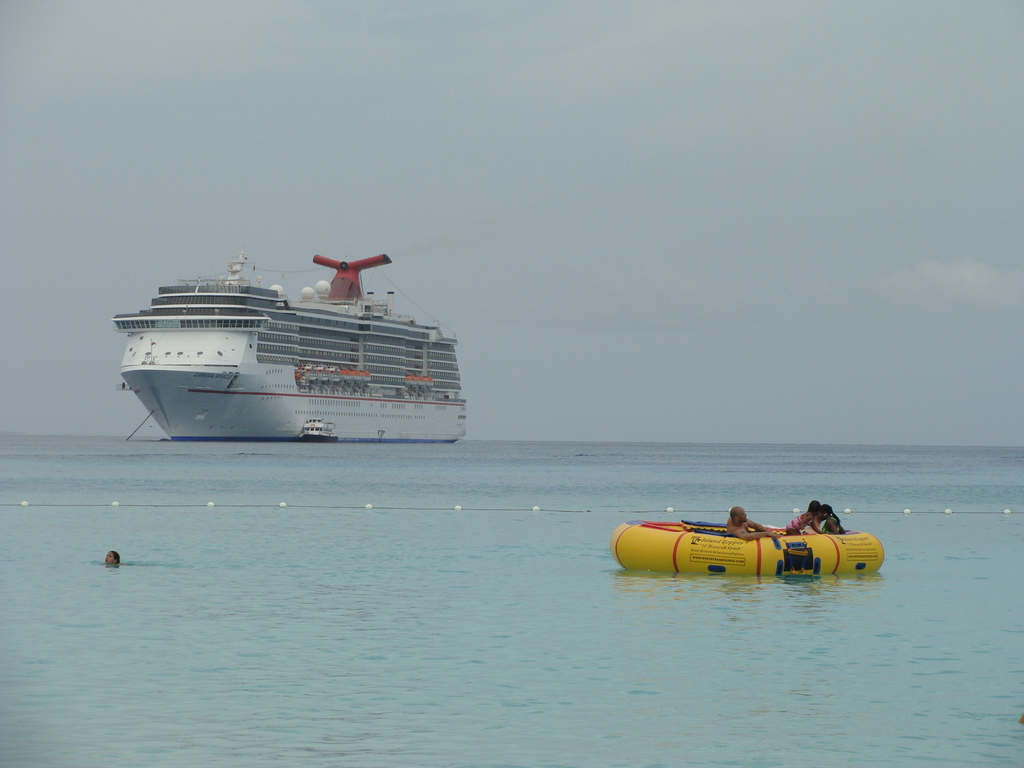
top-left (610, 519), bottom-right (884, 575)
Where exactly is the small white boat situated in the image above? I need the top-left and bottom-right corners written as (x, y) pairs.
top-left (299, 419), bottom-right (338, 442)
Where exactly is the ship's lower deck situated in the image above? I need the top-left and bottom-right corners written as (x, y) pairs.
top-left (121, 365), bottom-right (466, 442)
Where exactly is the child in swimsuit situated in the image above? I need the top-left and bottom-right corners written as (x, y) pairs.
top-left (818, 504), bottom-right (846, 534)
top-left (786, 500), bottom-right (824, 535)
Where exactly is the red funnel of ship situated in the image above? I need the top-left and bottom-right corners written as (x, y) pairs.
top-left (312, 254), bottom-right (392, 301)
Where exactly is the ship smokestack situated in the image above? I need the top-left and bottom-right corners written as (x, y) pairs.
top-left (312, 254), bottom-right (392, 300)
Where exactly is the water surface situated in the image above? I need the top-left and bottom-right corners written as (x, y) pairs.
top-left (2, 437), bottom-right (1022, 766)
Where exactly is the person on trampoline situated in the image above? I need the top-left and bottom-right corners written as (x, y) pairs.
top-left (787, 500), bottom-right (825, 535)
top-left (817, 504), bottom-right (847, 534)
top-left (726, 506), bottom-right (781, 540)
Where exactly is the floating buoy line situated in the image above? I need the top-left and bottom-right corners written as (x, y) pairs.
top-left (6, 501), bottom-right (584, 512)
top-left (3, 502), bottom-right (1016, 514)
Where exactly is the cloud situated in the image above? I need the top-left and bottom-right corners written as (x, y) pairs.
top-left (876, 257), bottom-right (1022, 311)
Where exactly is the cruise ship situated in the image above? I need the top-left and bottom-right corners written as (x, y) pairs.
top-left (113, 253), bottom-right (466, 441)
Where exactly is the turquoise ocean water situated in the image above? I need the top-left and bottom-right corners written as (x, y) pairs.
top-left (2, 436), bottom-right (1023, 767)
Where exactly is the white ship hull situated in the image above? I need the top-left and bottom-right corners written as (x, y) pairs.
top-left (119, 328), bottom-right (465, 442)
top-left (123, 365), bottom-right (465, 441)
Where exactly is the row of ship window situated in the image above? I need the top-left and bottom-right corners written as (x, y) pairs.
top-left (259, 344), bottom-right (362, 359)
top-left (149, 307), bottom-right (264, 317)
top-left (116, 318), bottom-right (262, 329)
top-left (365, 354), bottom-right (418, 366)
top-left (258, 328), bottom-right (449, 358)
top-left (158, 285), bottom-right (272, 297)
top-left (302, 399), bottom-right (444, 411)
top-left (260, 332), bottom-right (302, 344)
top-left (298, 327), bottom-right (362, 341)
top-left (153, 295), bottom-right (276, 308)
top-left (296, 410), bottom-right (426, 420)
top-left (307, 399), bottom-right (363, 407)
top-left (305, 340), bottom-right (360, 351)
top-left (290, 316), bottom-right (362, 331)
top-left (293, 320), bottom-right (438, 343)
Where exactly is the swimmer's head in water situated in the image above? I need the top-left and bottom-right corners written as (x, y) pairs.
top-left (105, 551), bottom-right (120, 564)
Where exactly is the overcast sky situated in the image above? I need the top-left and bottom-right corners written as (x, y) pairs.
top-left (1, 1), bottom-right (1022, 444)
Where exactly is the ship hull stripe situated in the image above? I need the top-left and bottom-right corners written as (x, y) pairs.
top-left (186, 389), bottom-right (456, 404)
top-left (170, 436), bottom-right (459, 442)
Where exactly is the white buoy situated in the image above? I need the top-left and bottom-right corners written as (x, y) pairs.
top-left (112, 501), bottom-right (119, 507)
top-left (945, 509), bottom-right (952, 515)
top-left (794, 508), bottom-right (800, 514)
top-left (904, 508), bottom-right (912, 514)
top-left (666, 507), bottom-right (674, 513)
top-left (20, 501), bottom-right (28, 506)
top-left (365, 504), bottom-right (373, 509)
top-left (1005, 509), bottom-right (1012, 515)
top-left (454, 505), bottom-right (462, 511)
top-left (844, 508), bottom-right (852, 515)
top-left (532, 506), bottom-right (540, 512)
top-left (279, 502), bottom-right (287, 508)
top-left (207, 502), bottom-right (215, 507)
